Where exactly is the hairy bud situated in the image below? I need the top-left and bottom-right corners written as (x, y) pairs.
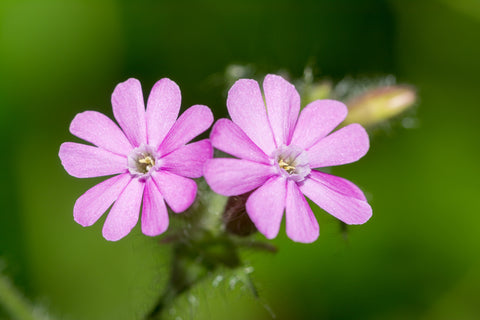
top-left (344, 85), bottom-right (416, 126)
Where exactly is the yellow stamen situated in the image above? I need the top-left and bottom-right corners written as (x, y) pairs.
top-left (139, 156), bottom-right (155, 171)
top-left (278, 159), bottom-right (296, 174)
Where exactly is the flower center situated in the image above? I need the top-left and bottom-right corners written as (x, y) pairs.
top-left (138, 155), bottom-right (155, 173)
top-left (127, 144), bottom-right (159, 179)
top-left (278, 158), bottom-right (296, 174)
top-left (272, 145), bottom-right (311, 182)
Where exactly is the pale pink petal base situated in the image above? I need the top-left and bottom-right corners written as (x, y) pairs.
top-left (159, 105), bottom-right (213, 155)
top-left (227, 79), bottom-right (276, 155)
top-left (204, 158), bottom-right (275, 196)
top-left (111, 78), bottom-right (147, 147)
top-left (246, 176), bottom-right (287, 239)
top-left (141, 178), bottom-right (168, 236)
top-left (102, 178), bottom-right (145, 241)
top-left (146, 78), bottom-right (181, 149)
top-left (210, 119), bottom-right (269, 164)
top-left (309, 170), bottom-right (367, 201)
top-left (74, 173), bottom-right (132, 227)
top-left (152, 171), bottom-right (197, 213)
top-left (263, 74), bottom-right (300, 146)
top-left (160, 139), bottom-right (212, 178)
top-left (290, 100), bottom-right (348, 149)
top-left (69, 111), bottom-right (132, 156)
top-left (300, 174), bottom-right (372, 225)
top-left (59, 142), bottom-right (127, 178)
top-left (285, 180), bottom-right (319, 243)
top-left (307, 124), bottom-right (370, 168)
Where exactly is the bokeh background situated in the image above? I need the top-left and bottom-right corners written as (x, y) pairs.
top-left (1, 0), bottom-right (480, 319)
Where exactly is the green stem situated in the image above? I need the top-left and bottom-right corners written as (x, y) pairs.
top-left (146, 246), bottom-right (206, 320)
top-left (0, 272), bottom-right (37, 320)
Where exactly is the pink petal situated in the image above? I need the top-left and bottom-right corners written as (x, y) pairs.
top-left (300, 175), bottom-right (372, 225)
top-left (210, 119), bottom-right (270, 164)
top-left (69, 111), bottom-right (133, 156)
top-left (203, 158), bottom-right (276, 196)
top-left (307, 123), bottom-right (369, 168)
top-left (159, 105), bottom-right (213, 155)
top-left (59, 142), bottom-right (127, 178)
top-left (111, 78), bottom-right (147, 147)
top-left (263, 74), bottom-right (300, 146)
top-left (290, 100), bottom-right (348, 149)
top-left (160, 139), bottom-right (212, 178)
top-left (246, 176), bottom-right (286, 239)
top-left (146, 78), bottom-right (181, 150)
top-left (227, 79), bottom-right (276, 155)
top-left (102, 178), bottom-right (145, 241)
top-left (141, 178), bottom-right (169, 236)
top-left (152, 171), bottom-right (197, 213)
top-left (309, 170), bottom-right (367, 201)
top-left (74, 173), bottom-right (132, 227)
top-left (285, 180), bottom-right (319, 243)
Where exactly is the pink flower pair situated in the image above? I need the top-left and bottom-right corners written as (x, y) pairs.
top-left (59, 75), bottom-right (372, 242)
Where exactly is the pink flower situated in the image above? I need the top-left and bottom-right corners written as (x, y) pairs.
top-left (204, 74), bottom-right (372, 243)
top-left (59, 78), bottom-right (213, 241)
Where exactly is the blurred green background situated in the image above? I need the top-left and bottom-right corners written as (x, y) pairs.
top-left (1, 0), bottom-right (480, 319)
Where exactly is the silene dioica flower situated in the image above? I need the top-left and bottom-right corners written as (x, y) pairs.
top-left (59, 78), bottom-right (213, 241)
top-left (204, 74), bottom-right (372, 243)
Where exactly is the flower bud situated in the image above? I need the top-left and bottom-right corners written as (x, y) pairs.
top-left (343, 85), bottom-right (416, 126)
